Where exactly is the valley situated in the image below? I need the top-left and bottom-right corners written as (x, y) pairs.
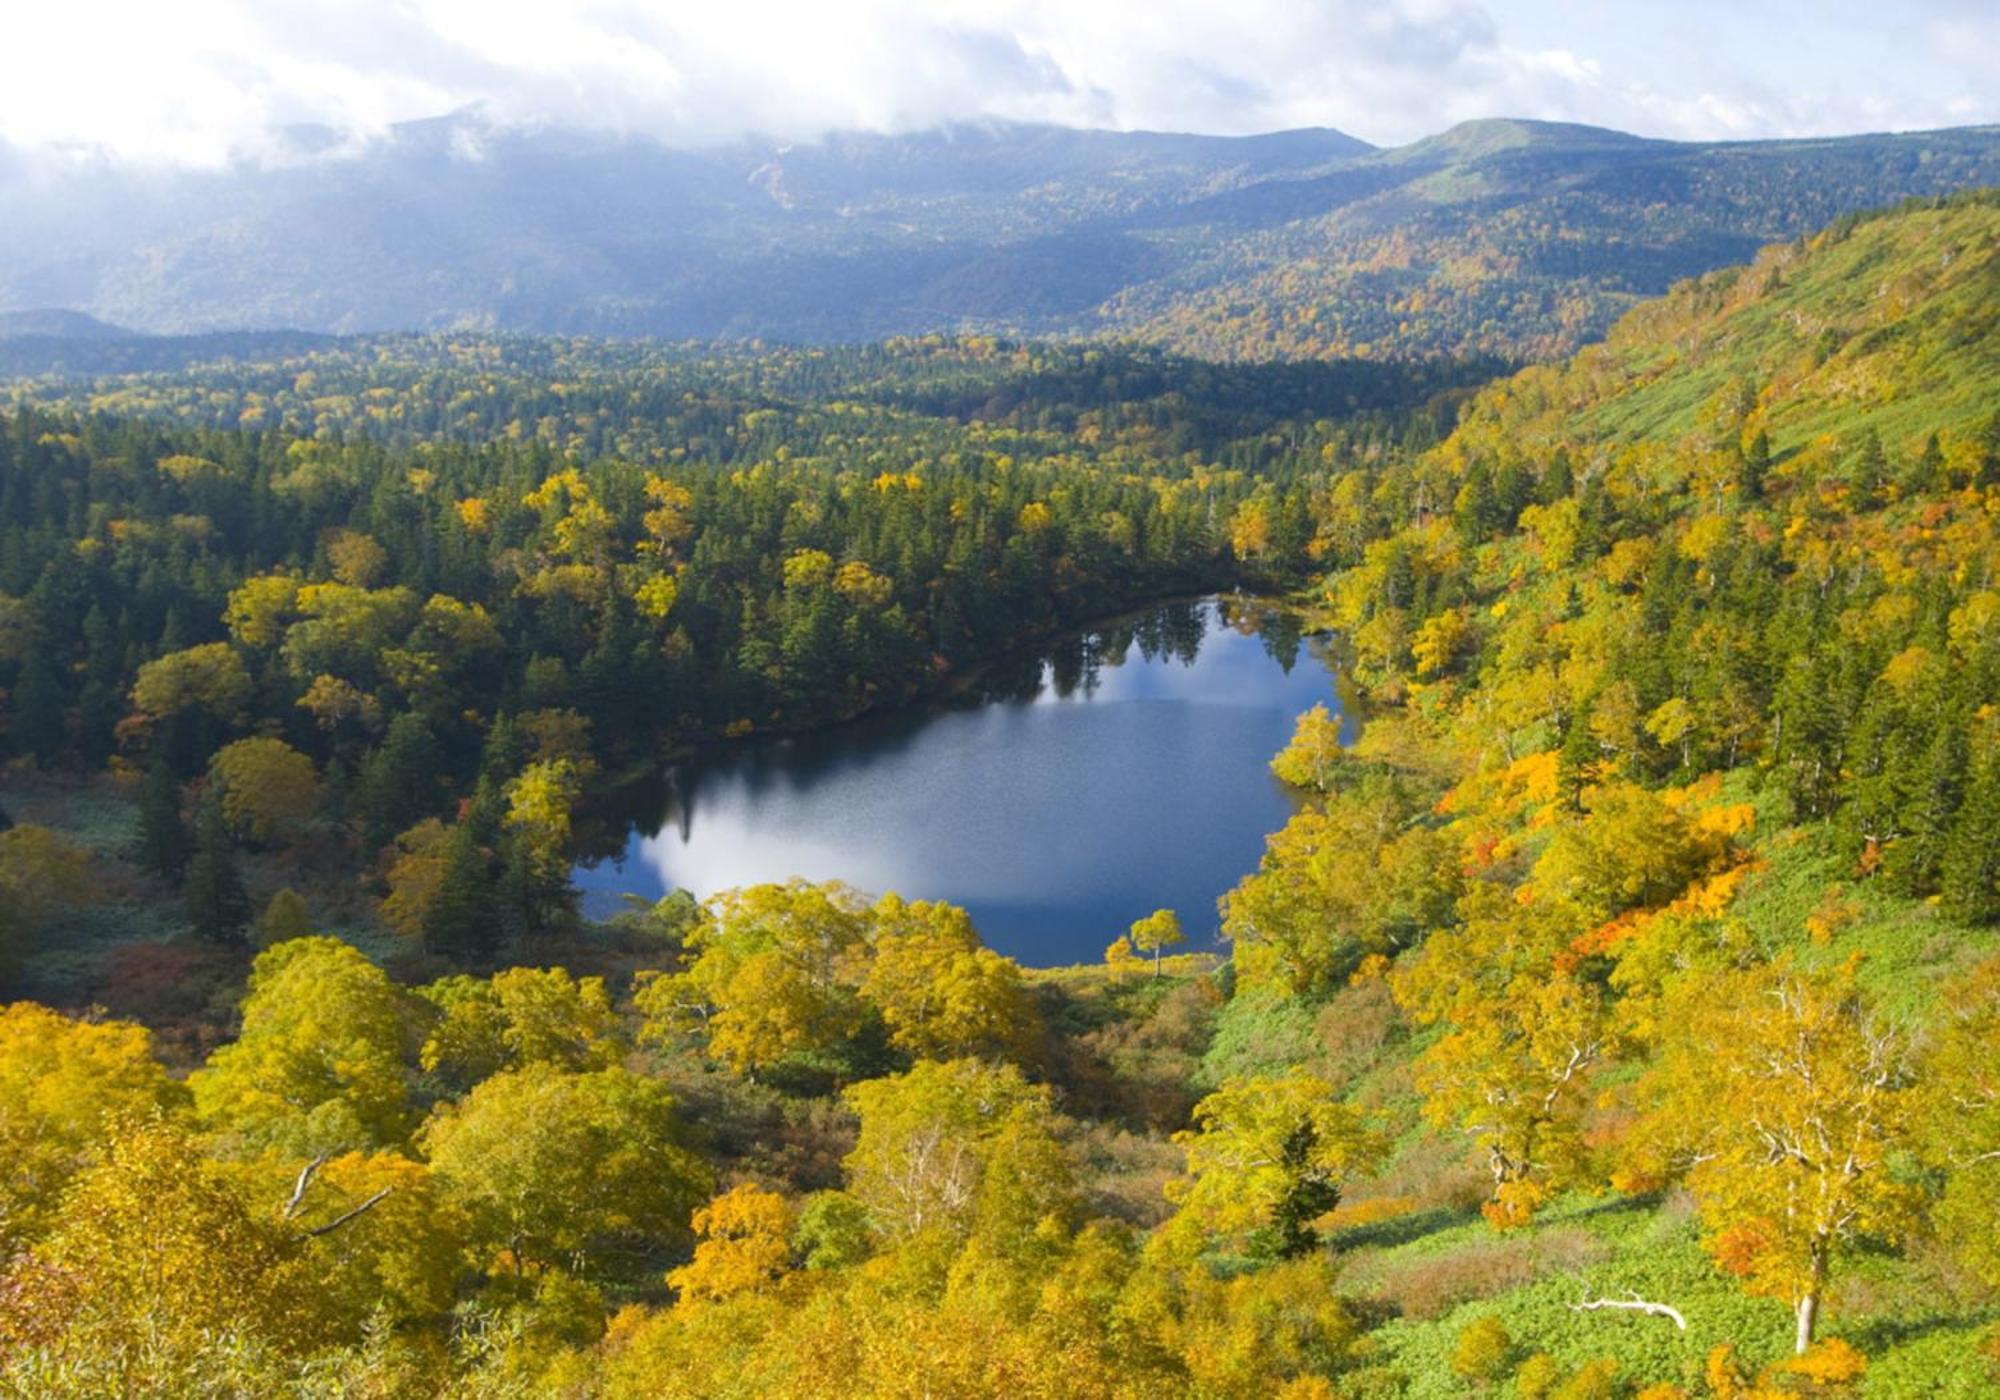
top-left (0, 151), bottom-right (1995, 1398)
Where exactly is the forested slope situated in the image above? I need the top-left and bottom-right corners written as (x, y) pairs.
top-left (0, 197), bottom-right (1994, 1396)
top-left (4, 113), bottom-right (1998, 360)
top-left (1212, 189), bottom-right (2000, 1392)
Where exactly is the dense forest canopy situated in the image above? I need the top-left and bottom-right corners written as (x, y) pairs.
top-left (0, 192), bottom-right (1996, 1395)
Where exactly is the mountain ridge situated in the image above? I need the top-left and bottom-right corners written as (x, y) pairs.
top-left (4, 115), bottom-right (1999, 360)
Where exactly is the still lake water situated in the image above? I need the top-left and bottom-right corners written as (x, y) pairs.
top-left (574, 597), bottom-right (1352, 966)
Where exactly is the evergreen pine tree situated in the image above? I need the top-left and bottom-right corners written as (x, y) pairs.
top-left (478, 714), bottom-right (527, 788)
top-left (1975, 411), bottom-right (2000, 490)
top-left (425, 825), bottom-right (499, 963)
top-left (184, 799), bottom-right (251, 945)
top-left (1849, 429), bottom-right (1888, 503)
top-left (1886, 714), bottom-right (1967, 895)
top-left (11, 650), bottom-right (65, 765)
top-left (137, 755), bottom-right (193, 881)
top-left (1941, 748), bottom-right (2000, 924)
top-left (1740, 430), bottom-right (1772, 501)
top-left (1557, 700), bottom-right (1600, 814)
top-left (1539, 447), bottom-right (1575, 504)
top-left (77, 604), bottom-right (123, 766)
top-left (1902, 432), bottom-right (1946, 497)
top-left (353, 712), bottom-right (443, 851)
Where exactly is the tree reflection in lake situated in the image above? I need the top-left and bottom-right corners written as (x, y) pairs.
top-left (574, 597), bottom-right (1353, 966)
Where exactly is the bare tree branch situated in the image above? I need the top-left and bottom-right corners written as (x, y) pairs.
top-left (302, 1187), bottom-right (394, 1238)
top-left (282, 1155), bottom-right (327, 1221)
top-left (1568, 1290), bottom-right (1687, 1331)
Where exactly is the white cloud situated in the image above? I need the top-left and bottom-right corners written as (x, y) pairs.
top-left (4, 0), bottom-right (1997, 167)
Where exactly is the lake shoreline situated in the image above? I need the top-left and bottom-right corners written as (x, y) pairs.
top-left (573, 595), bottom-right (1348, 968)
top-left (589, 585), bottom-right (1318, 799)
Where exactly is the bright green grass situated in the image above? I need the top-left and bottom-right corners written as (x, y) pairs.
top-left (1567, 194), bottom-right (2000, 455)
top-left (1725, 811), bottom-right (1999, 1017)
top-left (1336, 1184), bottom-right (1991, 1395)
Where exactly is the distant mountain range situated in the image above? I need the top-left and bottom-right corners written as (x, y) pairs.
top-left (3, 113), bottom-right (1998, 361)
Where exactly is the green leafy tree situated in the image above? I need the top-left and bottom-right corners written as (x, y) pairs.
top-left (191, 937), bottom-right (415, 1153)
top-left (420, 1063), bottom-right (710, 1275)
top-left (208, 737), bottom-right (320, 845)
top-left (257, 888), bottom-right (314, 946)
top-left (1169, 1072), bottom-right (1384, 1258)
top-left (0, 823), bottom-right (96, 974)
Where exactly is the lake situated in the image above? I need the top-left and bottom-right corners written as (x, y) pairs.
top-left (574, 597), bottom-right (1353, 966)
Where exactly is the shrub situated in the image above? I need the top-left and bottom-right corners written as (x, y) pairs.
top-left (1778, 1336), bottom-right (1867, 1386)
top-left (1450, 1314), bottom-right (1513, 1383)
top-left (1516, 1353), bottom-right (1562, 1399)
top-left (1365, 1226), bottom-right (1608, 1320)
top-left (1550, 1357), bottom-right (1622, 1400)
top-left (1313, 975), bottom-right (1405, 1084)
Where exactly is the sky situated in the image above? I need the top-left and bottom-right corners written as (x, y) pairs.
top-left (3, 0), bottom-right (1997, 166)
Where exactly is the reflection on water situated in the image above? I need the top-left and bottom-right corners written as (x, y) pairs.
top-left (574, 597), bottom-right (1352, 966)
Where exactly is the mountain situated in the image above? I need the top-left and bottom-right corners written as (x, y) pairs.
top-left (0, 308), bottom-right (130, 339)
top-left (1, 114), bottom-right (1998, 360)
top-left (1442, 189), bottom-right (2000, 454)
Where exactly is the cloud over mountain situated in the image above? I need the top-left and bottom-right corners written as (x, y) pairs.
top-left (7, 1), bottom-right (2000, 168)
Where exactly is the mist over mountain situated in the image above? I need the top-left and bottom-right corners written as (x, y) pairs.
top-left (3, 112), bottom-right (1998, 359)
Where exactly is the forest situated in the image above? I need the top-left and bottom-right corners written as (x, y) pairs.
top-left (0, 190), bottom-right (1995, 1396)
top-left (7, 111), bottom-right (1999, 362)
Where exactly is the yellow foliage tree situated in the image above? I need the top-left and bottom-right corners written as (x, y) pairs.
top-left (1269, 702), bottom-right (1347, 792)
top-left (0, 1120), bottom-right (314, 1389)
top-left (1127, 907), bottom-right (1186, 978)
top-left (421, 1063), bottom-right (709, 1273)
top-left (224, 570), bottom-right (302, 647)
top-left (861, 893), bottom-right (1036, 1061)
top-left (667, 1183), bottom-right (794, 1303)
top-left (637, 881), bottom-right (871, 1075)
top-left (209, 736), bottom-right (320, 844)
top-left (130, 641), bottom-right (251, 720)
top-left (843, 1058), bottom-right (1071, 1242)
top-left (191, 937), bottom-right (415, 1154)
top-left (379, 818), bottom-right (451, 939)
top-left (1168, 1072), bottom-right (1384, 1258)
top-left (1916, 955), bottom-right (2000, 1290)
top-left (0, 1004), bottom-right (184, 1251)
top-left (1631, 958), bottom-right (1921, 1353)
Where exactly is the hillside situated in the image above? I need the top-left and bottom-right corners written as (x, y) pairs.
top-left (3, 115), bottom-right (1999, 359)
top-left (0, 308), bottom-right (131, 340)
top-left (1241, 191), bottom-right (2000, 1393)
top-left (0, 198), bottom-right (1995, 1395)
top-left (1448, 192), bottom-right (2000, 452)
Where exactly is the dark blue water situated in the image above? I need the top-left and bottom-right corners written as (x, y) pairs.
top-left (574, 598), bottom-right (1352, 966)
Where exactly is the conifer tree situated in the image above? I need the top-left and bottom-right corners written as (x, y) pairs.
top-left (10, 650), bottom-right (64, 766)
top-left (353, 713), bottom-right (443, 852)
top-left (184, 800), bottom-right (250, 946)
top-left (136, 755), bottom-right (192, 882)
top-left (425, 826), bottom-right (499, 963)
top-left (1740, 429), bottom-right (1771, 501)
top-left (1941, 748), bottom-right (2000, 924)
